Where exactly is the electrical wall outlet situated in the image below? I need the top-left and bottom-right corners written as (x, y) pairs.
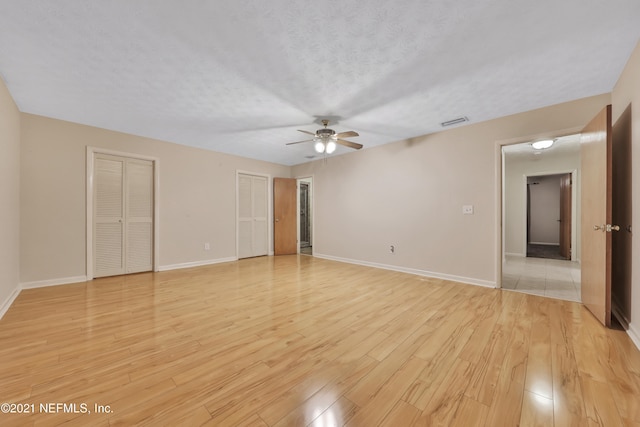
top-left (204, 243), bottom-right (210, 250)
top-left (462, 205), bottom-right (474, 215)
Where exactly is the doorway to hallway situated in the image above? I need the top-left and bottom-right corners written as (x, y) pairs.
top-left (298, 177), bottom-right (313, 256)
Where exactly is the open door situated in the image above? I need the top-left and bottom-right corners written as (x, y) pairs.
top-left (559, 173), bottom-right (572, 259)
top-left (580, 105), bottom-right (614, 327)
top-left (611, 104), bottom-right (633, 325)
top-left (274, 178), bottom-right (297, 255)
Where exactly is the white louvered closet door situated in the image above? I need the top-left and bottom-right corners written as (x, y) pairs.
top-left (238, 174), bottom-right (268, 259)
top-left (126, 159), bottom-right (154, 273)
top-left (94, 154), bottom-right (153, 278)
top-left (252, 176), bottom-right (268, 256)
top-left (94, 156), bottom-right (126, 277)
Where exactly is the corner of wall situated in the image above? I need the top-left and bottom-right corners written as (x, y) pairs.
top-left (0, 73), bottom-right (21, 321)
top-left (627, 322), bottom-right (640, 352)
top-left (0, 285), bottom-right (20, 320)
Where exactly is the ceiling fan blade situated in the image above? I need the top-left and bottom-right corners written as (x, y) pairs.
top-left (336, 130), bottom-right (359, 138)
top-left (297, 129), bottom-right (316, 136)
top-left (286, 139), bottom-right (314, 145)
top-left (336, 139), bottom-right (363, 150)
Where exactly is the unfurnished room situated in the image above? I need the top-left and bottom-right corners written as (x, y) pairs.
top-left (1, 1), bottom-right (640, 426)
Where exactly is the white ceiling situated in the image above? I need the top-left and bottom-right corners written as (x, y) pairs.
top-left (0, 1), bottom-right (638, 166)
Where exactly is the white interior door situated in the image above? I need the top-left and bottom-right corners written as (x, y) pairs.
top-left (238, 173), bottom-right (268, 259)
top-left (94, 154), bottom-right (153, 278)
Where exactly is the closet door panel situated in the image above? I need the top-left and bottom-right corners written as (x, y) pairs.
top-left (252, 176), bottom-right (268, 257)
top-left (94, 157), bottom-right (125, 277)
top-left (238, 174), bottom-right (254, 259)
top-left (126, 160), bottom-right (154, 273)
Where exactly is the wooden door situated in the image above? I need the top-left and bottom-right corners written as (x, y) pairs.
top-left (580, 105), bottom-right (612, 327)
top-left (559, 173), bottom-right (572, 259)
top-left (274, 178), bottom-right (297, 255)
top-left (611, 104), bottom-right (633, 324)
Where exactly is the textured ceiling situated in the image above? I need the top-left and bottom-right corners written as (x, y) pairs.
top-left (0, 1), bottom-right (639, 166)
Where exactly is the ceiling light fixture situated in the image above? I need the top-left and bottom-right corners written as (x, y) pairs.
top-left (531, 139), bottom-right (554, 150)
top-left (313, 135), bottom-right (337, 154)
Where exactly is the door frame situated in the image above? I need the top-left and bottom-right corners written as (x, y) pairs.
top-left (495, 126), bottom-right (583, 288)
top-left (236, 170), bottom-right (273, 258)
top-left (521, 170), bottom-right (577, 261)
top-left (296, 176), bottom-right (314, 254)
top-left (86, 146), bottom-right (160, 279)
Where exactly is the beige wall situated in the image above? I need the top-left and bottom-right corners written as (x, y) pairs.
top-left (20, 114), bottom-right (290, 284)
top-left (612, 40), bottom-right (640, 346)
top-left (504, 151), bottom-right (580, 258)
top-left (0, 77), bottom-right (21, 314)
top-left (293, 94), bottom-right (610, 286)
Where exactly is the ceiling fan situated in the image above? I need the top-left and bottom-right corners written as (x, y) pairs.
top-left (286, 120), bottom-right (363, 154)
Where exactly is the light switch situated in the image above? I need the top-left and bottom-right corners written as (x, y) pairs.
top-left (463, 205), bottom-right (474, 215)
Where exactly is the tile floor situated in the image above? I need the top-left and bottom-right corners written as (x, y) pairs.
top-left (502, 255), bottom-right (581, 302)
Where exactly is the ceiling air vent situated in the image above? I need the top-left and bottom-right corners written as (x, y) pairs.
top-left (441, 116), bottom-right (469, 127)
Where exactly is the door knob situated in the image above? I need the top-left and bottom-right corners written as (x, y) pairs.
top-left (275, 218), bottom-right (280, 222)
top-left (593, 225), bottom-right (604, 231)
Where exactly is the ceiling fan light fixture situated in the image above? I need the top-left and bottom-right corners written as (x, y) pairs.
top-left (326, 141), bottom-right (336, 154)
top-left (314, 140), bottom-right (326, 153)
top-left (531, 139), bottom-right (554, 150)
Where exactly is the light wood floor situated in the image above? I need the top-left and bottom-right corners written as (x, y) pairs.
top-left (1, 255), bottom-right (639, 426)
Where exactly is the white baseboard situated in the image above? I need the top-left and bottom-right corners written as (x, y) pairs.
top-left (21, 275), bottom-right (88, 289)
top-left (628, 322), bottom-right (640, 351)
top-left (530, 242), bottom-right (559, 246)
top-left (0, 285), bottom-right (21, 320)
top-left (159, 257), bottom-right (237, 272)
top-left (504, 252), bottom-right (525, 258)
top-left (313, 253), bottom-right (496, 288)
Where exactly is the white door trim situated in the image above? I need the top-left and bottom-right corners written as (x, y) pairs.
top-left (495, 126), bottom-right (583, 289)
top-left (296, 176), bottom-right (314, 254)
top-left (86, 146), bottom-right (160, 279)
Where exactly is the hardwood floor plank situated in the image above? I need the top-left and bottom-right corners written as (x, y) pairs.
top-left (525, 296), bottom-right (553, 400)
top-left (581, 376), bottom-right (625, 426)
top-left (306, 396), bottom-right (359, 427)
top-left (592, 331), bottom-right (640, 421)
top-left (345, 357), bottom-right (429, 426)
top-left (551, 342), bottom-right (588, 427)
top-left (415, 357), bottom-right (474, 426)
top-left (448, 396), bottom-right (489, 427)
top-left (483, 293), bottom-right (533, 427)
top-left (379, 400), bottom-right (421, 426)
top-left (344, 326), bottom-right (435, 407)
top-left (264, 355), bottom-right (377, 426)
top-left (0, 255), bottom-right (639, 426)
top-left (520, 390), bottom-right (554, 427)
